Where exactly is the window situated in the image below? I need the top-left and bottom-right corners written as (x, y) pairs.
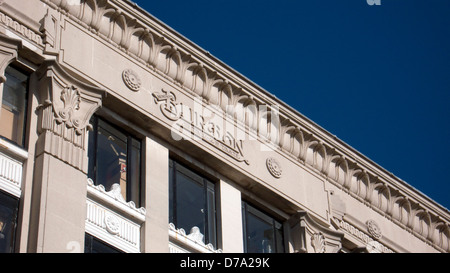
top-left (0, 191), bottom-right (19, 253)
top-left (0, 66), bottom-right (29, 147)
top-left (84, 233), bottom-right (123, 253)
top-left (242, 201), bottom-right (285, 253)
top-left (88, 116), bottom-right (142, 206)
top-left (169, 159), bottom-right (217, 248)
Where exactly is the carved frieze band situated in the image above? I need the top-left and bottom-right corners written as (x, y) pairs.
top-left (0, 11), bottom-right (44, 47)
top-left (86, 199), bottom-right (142, 253)
top-left (43, 0), bottom-right (449, 252)
top-left (86, 178), bottom-right (146, 253)
top-left (335, 218), bottom-right (394, 253)
top-left (0, 151), bottom-right (22, 198)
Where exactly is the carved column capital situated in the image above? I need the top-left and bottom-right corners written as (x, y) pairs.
top-left (288, 211), bottom-right (344, 253)
top-left (34, 60), bottom-right (105, 172)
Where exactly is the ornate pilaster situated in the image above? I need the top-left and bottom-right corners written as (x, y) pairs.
top-left (288, 211), bottom-right (344, 253)
top-left (28, 60), bottom-right (105, 252)
top-left (35, 60), bottom-right (105, 173)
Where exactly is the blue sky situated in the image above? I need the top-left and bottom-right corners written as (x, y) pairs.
top-left (131, 0), bottom-right (450, 210)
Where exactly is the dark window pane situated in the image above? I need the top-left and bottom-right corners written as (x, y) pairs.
top-left (207, 183), bottom-right (217, 247)
top-left (176, 171), bottom-right (206, 238)
top-left (169, 160), bottom-right (217, 247)
top-left (96, 119), bottom-right (128, 196)
top-left (243, 202), bottom-right (284, 253)
top-left (84, 233), bottom-right (122, 253)
top-left (246, 211), bottom-right (275, 253)
top-left (128, 137), bottom-right (141, 204)
top-left (87, 116), bottom-right (142, 206)
top-left (0, 191), bottom-right (19, 253)
top-left (0, 66), bottom-right (28, 147)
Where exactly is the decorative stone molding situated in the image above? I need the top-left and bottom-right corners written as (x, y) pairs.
top-left (0, 151), bottom-right (22, 198)
top-left (366, 220), bottom-right (382, 240)
top-left (152, 89), bottom-right (180, 121)
top-left (85, 199), bottom-right (142, 253)
top-left (169, 223), bottom-right (222, 253)
top-left (266, 157), bottom-right (282, 178)
top-left (40, 8), bottom-right (60, 55)
top-left (331, 216), bottom-right (396, 253)
top-left (0, 33), bottom-right (22, 84)
top-left (43, 0), bottom-right (450, 252)
top-left (87, 178), bottom-right (146, 219)
top-left (0, 11), bottom-right (43, 47)
top-left (86, 178), bottom-right (146, 253)
top-left (288, 211), bottom-right (344, 253)
top-left (34, 60), bottom-right (105, 172)
top-left (311, 233), bottom-right (326, 253)
top-left (122, 69), bottom-right (141, 91)
top-left (104, 212), bottom-right (121, 235)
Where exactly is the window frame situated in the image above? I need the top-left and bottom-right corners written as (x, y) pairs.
top-left (242, 201), bottom-right (285, 253)
top-left (87, 115), bottom-right (143, 207)
top-left (169, 159), bottom-right (218, 248)
top-left (0, 64), bottom-right (30, 149)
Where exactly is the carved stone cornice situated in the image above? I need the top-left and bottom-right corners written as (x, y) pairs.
top-left (42, 0), bottom-right (450, 252)
top-left (34, 60), bottom-right (105, 172)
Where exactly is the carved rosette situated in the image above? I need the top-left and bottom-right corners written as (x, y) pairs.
top-left (36, 60), bottom-right (105, 172)
top-left (122, 69), bottom-right (141, 91)
top-left (104, 213), bottom-right (120, 235)
top-left (266, 157), bottom-right (282, 178)
top-left (366, 220), bottom-right (382, 240)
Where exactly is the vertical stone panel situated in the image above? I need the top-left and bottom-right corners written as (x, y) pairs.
top-left (142, 136), bottom-right (169, 252)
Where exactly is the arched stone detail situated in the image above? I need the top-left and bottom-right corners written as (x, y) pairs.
top-left (0, 34), bottom-right (22, 87)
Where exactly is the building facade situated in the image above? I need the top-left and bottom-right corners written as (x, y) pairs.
top-left (0, 0), bottom-right (448, 253)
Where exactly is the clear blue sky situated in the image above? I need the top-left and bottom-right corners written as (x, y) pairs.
top-left (131, 0), bottom-right (450, 210)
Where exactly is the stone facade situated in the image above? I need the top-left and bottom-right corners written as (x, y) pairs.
top-left (0, 0), bottom-right (448, 253)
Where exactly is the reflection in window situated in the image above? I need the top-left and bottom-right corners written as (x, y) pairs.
top-left (169, 159), bottom-right (217, 248)
top-left (242, 201), bottom-right (284, 253)
top-left (0, 191), bottom-right (19, 253)
top-left (84, 233), bottom-right (123, 253)
top-left (0, 66), bottom-right (28, 147)
top-left (88, 116), bottom-right (142, 206)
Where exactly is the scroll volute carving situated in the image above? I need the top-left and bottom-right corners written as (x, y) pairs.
top-left (35, 60), bottom-right (105, 171)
